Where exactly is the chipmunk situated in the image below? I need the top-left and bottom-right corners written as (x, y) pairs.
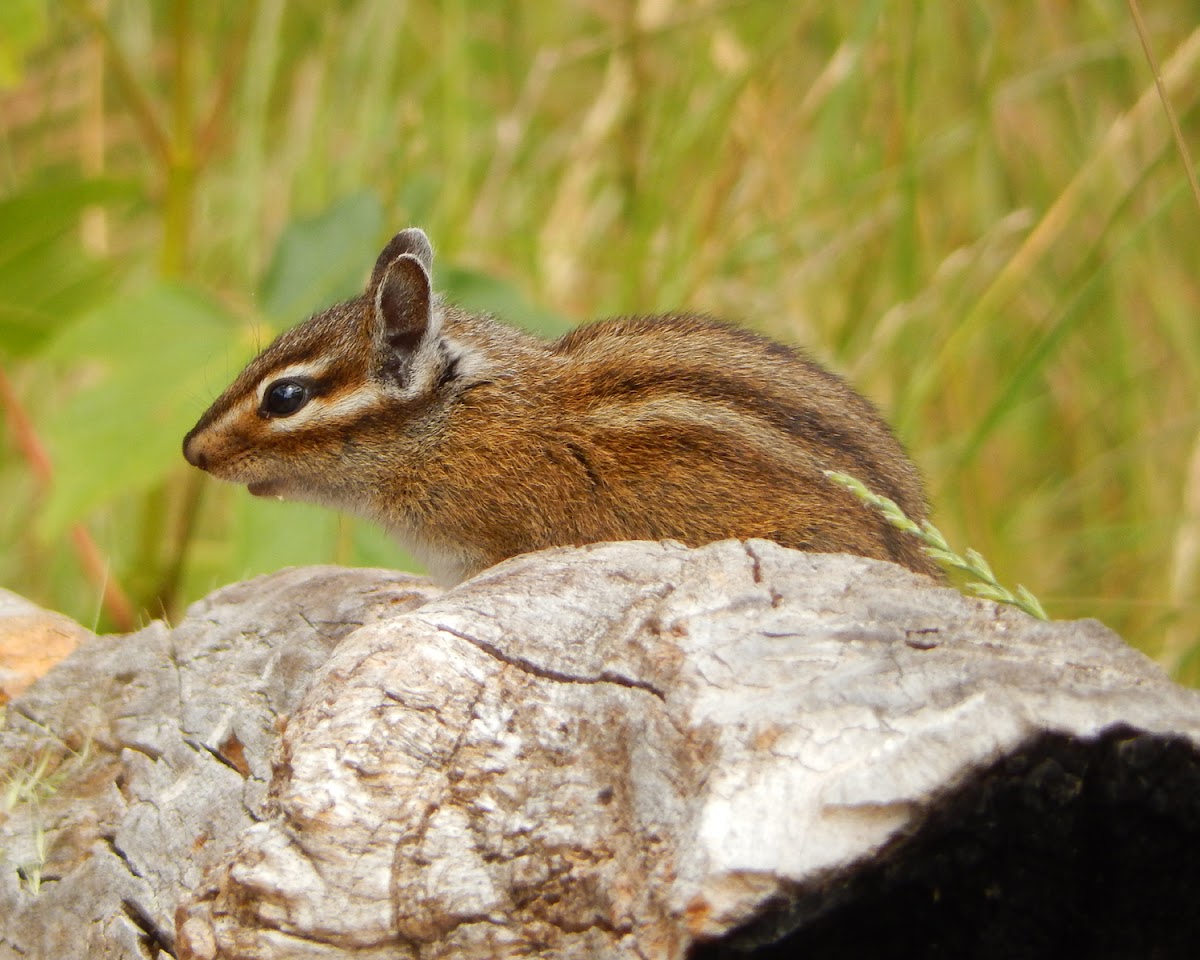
top-left (183, 228), bottom-right (940, 584)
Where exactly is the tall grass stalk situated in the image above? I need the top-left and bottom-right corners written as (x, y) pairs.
top-left (826, 470), bottom-right (1049, 621)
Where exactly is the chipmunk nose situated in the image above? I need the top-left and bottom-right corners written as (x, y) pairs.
top-left (182, 431), bottom-right (209, 470)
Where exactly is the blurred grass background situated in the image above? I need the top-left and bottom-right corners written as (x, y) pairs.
top-left (2, 1), bottom-right (1200, 682)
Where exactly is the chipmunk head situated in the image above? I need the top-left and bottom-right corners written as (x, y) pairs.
top-left (183, 228), bottom-right (457, 509)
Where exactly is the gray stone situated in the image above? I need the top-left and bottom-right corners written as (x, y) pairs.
top-left (2, 542), bottom-right (1198, 959)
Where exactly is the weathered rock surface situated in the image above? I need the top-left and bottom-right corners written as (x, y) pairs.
top-left (0, 567), bottom-right (441, 959)
top-left (2, 540), bottom-right (1199, 959)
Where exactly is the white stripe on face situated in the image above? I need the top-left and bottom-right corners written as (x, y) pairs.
top-left (265, 385), bottom-right (386, 433)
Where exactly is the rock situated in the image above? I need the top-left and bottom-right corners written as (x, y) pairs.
top-left (0, 588), bottom-right (93, 703)
top-left (0, 567), bottom-right (439, 959)
top-left (2, 542), bottom-right (1199, 959)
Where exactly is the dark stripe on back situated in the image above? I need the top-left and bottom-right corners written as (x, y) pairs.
top-left (587, 364), bottom-right (907, 508)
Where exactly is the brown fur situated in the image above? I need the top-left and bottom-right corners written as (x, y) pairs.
top-left (183, 228), bottom-right (940, 584)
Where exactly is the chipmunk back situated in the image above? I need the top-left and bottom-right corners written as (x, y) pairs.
top-left (183, 228), bottom-right (940, 583)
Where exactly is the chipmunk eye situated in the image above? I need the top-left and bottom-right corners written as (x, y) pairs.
top-left (262, 379), bottom-right (310, 417)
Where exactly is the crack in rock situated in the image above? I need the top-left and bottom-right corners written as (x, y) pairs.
top-left (435, 624), bottom-right (666, 701)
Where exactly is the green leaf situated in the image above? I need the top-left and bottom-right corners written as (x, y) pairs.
top-left (259, 190), bottom-right (384, 323)
top-left (348, 518), bottom-right (419, 572)
top-left (439, 265), bottom-right (575, 338)
top-left (0, 0), bottom-right (46, 87)
top-left (36, 281), bottom-right (245, 539)
top-left (226, 496), bottom-right (343, 579)
top-left (184, 490), bottom-right (419, 595)
top-left (0, 244), bottom-right (124, 356)
top-left (178, 487), bottom-right (343, 600)
top-left (0, 179), bottom-right (134, 265)
top-left (222, 497), bottom-right (418, 583)
top-left (0, 179), bottom-right (135, 355)
top-left (258, 193), bottom-right (572, 340)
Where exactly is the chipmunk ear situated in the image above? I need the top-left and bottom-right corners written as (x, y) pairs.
top-left (369, 228), bottom-right (433, 290)
top-left (370, 251), bottom-right (433, 357)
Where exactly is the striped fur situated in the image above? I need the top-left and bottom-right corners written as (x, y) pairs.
top-left (184, 229), bottom-right (940, 584)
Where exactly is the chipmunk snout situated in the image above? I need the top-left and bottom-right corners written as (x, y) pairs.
top-left (182, 432), bottom-right (209, 471)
